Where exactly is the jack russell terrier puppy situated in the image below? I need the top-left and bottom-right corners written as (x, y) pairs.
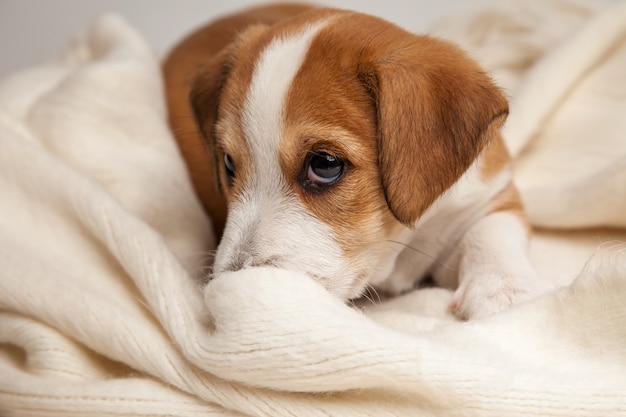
top-left (163, 4), bottom-right (550, 319)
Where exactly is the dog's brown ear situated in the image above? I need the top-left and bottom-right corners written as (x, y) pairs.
top-left (189, 48), bottom-right (233, 147)
top-left (163, 26), bottom-right (241, 239)
top-left (359, 36), bottom-right (508, 226)
top-left (190, 24), bottom-right (269, 182)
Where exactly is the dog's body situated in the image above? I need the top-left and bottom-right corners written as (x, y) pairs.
top-left (164, 4), bottom-right (550, 319)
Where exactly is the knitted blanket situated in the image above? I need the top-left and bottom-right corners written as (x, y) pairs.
top-left (1, 1), bottom-right (625, 416)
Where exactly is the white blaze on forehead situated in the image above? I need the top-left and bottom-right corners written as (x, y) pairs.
top-left (242, 21), bottom-right (329, 178)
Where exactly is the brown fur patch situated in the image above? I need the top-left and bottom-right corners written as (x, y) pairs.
top-left (481, 134), bottom-right (512, 181)
top-left (480, 135), bottom-right (529, 231)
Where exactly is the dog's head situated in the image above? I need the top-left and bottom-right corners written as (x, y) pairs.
top-left (190, 8), bottom-right (508, 299)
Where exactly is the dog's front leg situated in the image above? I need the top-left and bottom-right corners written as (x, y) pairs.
top-left (447, 210), bottom-right (552, 320)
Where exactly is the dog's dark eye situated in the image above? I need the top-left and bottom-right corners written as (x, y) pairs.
top-left (224, 153), bottom-right (235, 184)
top-left (307, 152), bottom-right (344, 185)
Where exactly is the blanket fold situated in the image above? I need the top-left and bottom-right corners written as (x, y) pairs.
top-left (1, 2), bottom-right (625, 416)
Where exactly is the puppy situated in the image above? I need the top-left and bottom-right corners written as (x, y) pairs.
top-left (163, 4), bottom-right (550, 319)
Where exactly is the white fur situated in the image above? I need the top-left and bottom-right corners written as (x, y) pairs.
top-left (449, 211), bottom-right (552, 318)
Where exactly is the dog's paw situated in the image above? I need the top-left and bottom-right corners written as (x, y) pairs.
top-left (449, 269), bottom-right (552, 320)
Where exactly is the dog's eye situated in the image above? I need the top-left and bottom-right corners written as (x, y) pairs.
top-left (224, 153), bottom-right (235, 184)
top-left (307, 152), bottom-right (344, 185)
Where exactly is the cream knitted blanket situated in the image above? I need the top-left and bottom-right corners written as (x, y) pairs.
top-left (1, 1), bottom-right (626, 416)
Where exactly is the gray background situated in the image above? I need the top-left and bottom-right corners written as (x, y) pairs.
top-left (0, 0), bottom-right (469, 77)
